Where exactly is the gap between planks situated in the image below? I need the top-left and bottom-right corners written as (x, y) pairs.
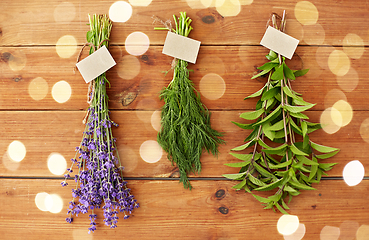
top-left (2, 176), bottom-right (368, 181)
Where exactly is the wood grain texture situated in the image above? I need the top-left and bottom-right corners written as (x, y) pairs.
top-left (0, 110), bottom-right (367, 177)
top-left (1, 0), bottom-right (369, 239)
top-left (1, 46), bottom-right (368, 110)
top-left (1, 179), bottom-right (368, 240)
top-left (0, 0), bottom-right (369, 46)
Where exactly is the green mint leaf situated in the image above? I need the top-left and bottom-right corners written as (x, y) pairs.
top-left (261, 87), bottom-right (280, 101)
top-left (271, 64), bottom-right (284, 80)
top-left (310, 141), bottom-right (340, 153)
top-left (253, 194), bottom-right (271, 203)
top-left (283, 62), bottom-right (296, 80)
top-left (254, 178), bottom-right (283, 191)
top-left (232, 179), bottom-right (247, 190)
top-left (231, 121), bottom-right (254, 129)
top-left (240, 108), bottom-right (264, 120)
top-left (315, 151), bottom-right (340, 159)
top-left (231, 139), bottom-right (256, 151)
top-left (244, 86), bottom-right (266, 99)
top-left (223, 172), bottom-right (248, 180)
top-left (283, 104), bottom-right (316, 113)
top-left (293, 69), bottom-right (309, 77)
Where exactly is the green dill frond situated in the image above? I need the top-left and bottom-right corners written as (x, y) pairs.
top-left (157, 13), bottom-right (225, 189)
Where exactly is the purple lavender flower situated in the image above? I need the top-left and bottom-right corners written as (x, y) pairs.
top-left (61, 14), bottom-right (138, 233)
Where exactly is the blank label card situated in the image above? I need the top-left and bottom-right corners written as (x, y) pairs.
top-left (162, 31), bottom-right (201, 64)
top-left (76, 45), bottom-right (116, 83)
top-left (260, 26), bottom-right (299, 59)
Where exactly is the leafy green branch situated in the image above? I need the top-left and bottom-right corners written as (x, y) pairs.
top-left (224, 13), bottom-right (339, 214)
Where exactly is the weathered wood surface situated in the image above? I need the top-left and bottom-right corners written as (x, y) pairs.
top-left (1, 179), bottom-right (369, 240)
top-left (1, 0), bottom-right (369, 239)
top-left (0, 110), bottom-right (366, 177)
top-left (0, 0), bottom-right (369, 46)
top-left (0, 46), bottom-right (367, 110)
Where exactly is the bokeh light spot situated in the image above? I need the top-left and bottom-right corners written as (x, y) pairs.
top-left (139, 140), bottom-right (163, 163)
top-left (35, 192), bottom-right (50, 212)
top-left (52, 80), bottom-right (72, 103)
top-left (7, 140), bottom-right (26, 162)
top-left (2, 152), bottom-right (20, 171)
top-left (328, 50), bottom-right (350, 77)
top-left (47, 153), bottom-right (67, 176)
top-left (8, 50), bottom-right (27, 72)
top-left (129, 0), bottom-right (152, 6)
top-left (324, 89), bottom-right (347, 109)
top-left (135, 98), bottom-right (160, 123)
top-left (125, 32), bottom-right (150, 56)
top-left (320, 226), bottom-right (340, 240)
top-left (316, 46), bottom-right (335, 70)
top-left (356, 225), bottom-right (369, 240)
top-left (330, 107), bottom-right (343, 127)
top-left (200, 73), bottom-right (226, 100)
top-left (277, 215), bottom-right (300, 236)
top-left (28, 77), bottom-right (48, 101)
top-left (339, 220), bottom-right (360, 240)
top-left (303, 23), bottom-right (325, 45)
top-left (240, 0), bottom-right (253, 5)
top-left (117, 55), bottom-right (141, 80)
top-left (186, 0), bottom-right (208, 9)
top-left (336, 67), bottom-right (359, 92)
top-left (56, 35), bottom-right (77, 58)
top-left (216, 0), bottom-right (241, 17)
top-left (283, 223), bottom-right (306, 240)
top-left (359, 118), bottom-right (369, 144)
top-left (285, 19), bottom-right (304, 41)
top-left (294, 1), bottom-right (319, 25)
top-left (54, 2), bottom-right (76, 23)
top-left (117, 145), bottom-right (138, 173)
top-left (320, 107), bottom-right (341, 134)
top-left (343, 33), bottom-right (364, 59)
top-left (109, 1), bottom-right (133, 23)
top-left (151, 110), bottom-right (161, 132)
top-left (343, 160), bottom-right (364, 186)
top-left (45, 193), bottom-right (63, 214)
top-left (331, 100), bottom-right (353, 127)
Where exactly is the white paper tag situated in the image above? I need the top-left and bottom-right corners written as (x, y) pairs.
top-left (76, 45), bottom-right (116, 83)
top-left (162, 31), bottom-right (201, 64)
top-left (260, 26), bottom-right (299, 59)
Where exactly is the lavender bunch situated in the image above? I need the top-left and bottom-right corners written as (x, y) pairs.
top-left (61, 14), bottom-right (138, 233)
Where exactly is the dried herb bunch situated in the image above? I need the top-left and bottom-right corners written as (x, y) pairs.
top-left (223, 12), bottom-right (339, 214)
top-left (61, 14), bottom-right (138, 232)
top-left (156, 12), bottom-right (225, 189)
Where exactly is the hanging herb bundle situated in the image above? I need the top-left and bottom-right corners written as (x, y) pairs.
top-left (223, 12), bottom-right (339, 214)
top-left (61, 14), bottom-right (138, 232)
top-left (155, 12), bottom-right (225, 189)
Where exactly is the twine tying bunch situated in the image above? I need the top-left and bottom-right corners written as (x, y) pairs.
top-left (265, 11), bottom-right (304, 71)
top-left (152, 15), bottom-right (179, 76)
top-left (74, 40), bottom-right (109, 124)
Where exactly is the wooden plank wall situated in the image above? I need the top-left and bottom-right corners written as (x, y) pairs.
top-left (1, 0), bottom-right (369, 239)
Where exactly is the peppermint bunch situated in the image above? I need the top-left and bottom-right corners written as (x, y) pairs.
top-left (61, 14), bottom-right (138, 233)
top-left (224, 12), bottom-right (338, 213)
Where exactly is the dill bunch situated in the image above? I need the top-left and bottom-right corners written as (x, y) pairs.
top-left (157, 12), bottom-right (225, 189)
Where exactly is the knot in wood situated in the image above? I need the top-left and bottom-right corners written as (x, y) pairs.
top-left (218, 206), bottom-right (229, 215)
top-left (202, 15), bottom-right (215, 24)
top-left (1, 52), bottom-right (11, 62)
top-left (215, 189), bottom-right (226, 199)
